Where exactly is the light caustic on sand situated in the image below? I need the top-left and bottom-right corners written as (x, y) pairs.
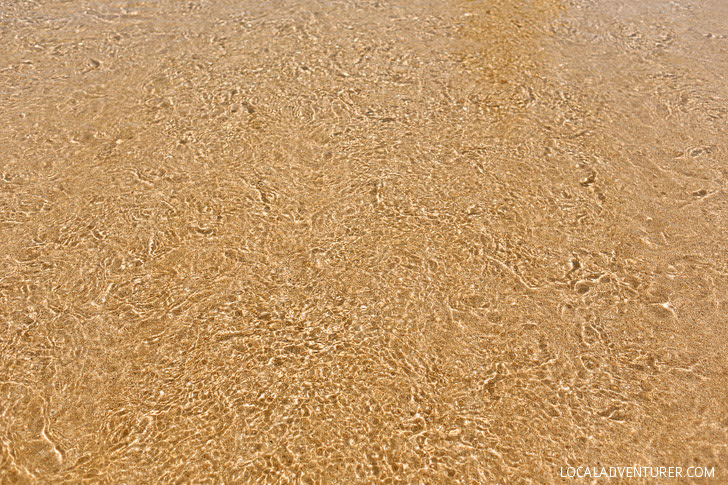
top-left (1, 0), bottom-right (727, 482)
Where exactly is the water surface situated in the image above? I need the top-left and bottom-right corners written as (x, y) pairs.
top-left (1, 0), bottom-right (727, 482)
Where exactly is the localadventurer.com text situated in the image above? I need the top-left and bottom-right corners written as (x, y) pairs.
top-left (560, 465), bottom-right (715, 480)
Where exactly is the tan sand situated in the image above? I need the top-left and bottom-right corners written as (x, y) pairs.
top-left (1, 0), bottom-right (726, 482)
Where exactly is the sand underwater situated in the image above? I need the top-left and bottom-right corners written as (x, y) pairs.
top-left (1, 0), bottom-right (727, 482)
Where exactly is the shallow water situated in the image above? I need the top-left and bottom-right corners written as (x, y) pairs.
top-left (1, 0), bottom-right (727, 482)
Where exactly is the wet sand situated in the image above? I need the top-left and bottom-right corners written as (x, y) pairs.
top-left (1, 0), bottom-right (727, 482)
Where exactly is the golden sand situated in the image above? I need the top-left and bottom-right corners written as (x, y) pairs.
top-left (1, 0), bottom-right (727, 482)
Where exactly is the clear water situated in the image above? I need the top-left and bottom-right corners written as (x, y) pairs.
top-left (1, 0), bottom-right (727, 482)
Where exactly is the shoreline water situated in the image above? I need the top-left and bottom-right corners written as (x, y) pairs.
top-left (1, 0), bottom-right (726, 482)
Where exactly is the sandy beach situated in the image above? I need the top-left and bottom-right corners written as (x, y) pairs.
top-left (1, 0), bottom-right (727, 482)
